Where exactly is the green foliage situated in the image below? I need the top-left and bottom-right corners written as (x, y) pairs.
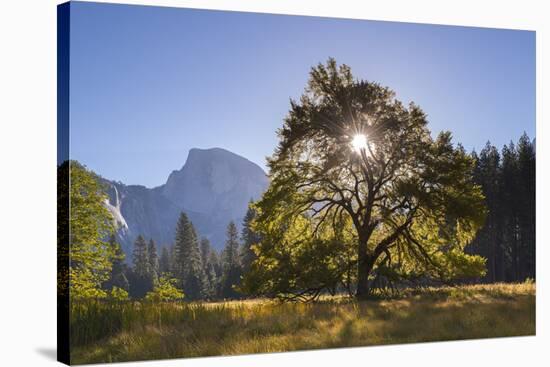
top-left (159, 246), bottom-right (172, 275)
top-left (244, 59), bottom-right (487, 299)
top-left (207, 249), bottom-right (222, 297)
top-left (173, 212), bottom-right (206, 300)
top-left (220, 221), bottom-right (243, 299)
top-left (109, 286), bottom-right (129, 301)
top-left (240, 203), bottom-right (261, 274)
top-left (148, 238), bottom-right (159, 281)
top-left (132, 235), bottom-right (150, 277)
top-left (130, 235), bottom-right (154, 298)
top-left (242, 212), bottom-right (357, 301)
top-left (223, 222), bottom-right (240, 268)
top-left (199, 237), bottom-right (219, 299)
top-left (200, 237), bottom-right (211, 271)
top-left (104, 235), bottom-right (129, 292)
top-left (68, 161), bottom-right (117, 299)
top-left (145, 276), bottom-right (185, 302)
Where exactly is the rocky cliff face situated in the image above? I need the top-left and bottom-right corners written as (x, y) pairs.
top-left (103, 148), bottom-right (268, 257)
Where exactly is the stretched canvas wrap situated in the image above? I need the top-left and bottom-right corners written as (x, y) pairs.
top-left (57, 1), bottom-right (536, 365)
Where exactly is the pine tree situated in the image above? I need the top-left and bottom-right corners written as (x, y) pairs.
top-left (159, 246), bottom-right (172, 275)
top-left (473, 142), bottom-right (503, 282)
top-left (208, 249), bottom-right (222, 297)
top-left (221, 221), bottom-right (242, 299)
top-left (199, 237), bottom-right (216, 298)
top-left (132, 235), bottom-right (149, 277)
top-left (209, 250), bottom-right (222, 278)
top-left (240, 204), bottom-right (260, 274)
top-left (104, 234), bottom-right (129, 292)
top-left (148, 239), bottom-right (159, 281)
top-left (173, 212), bottom-right (206, 300)
top-left (130, 235), bottom-right (154, 298)
top-left (516, 133), bottom-right (536, 279)
top-left (223, 222), bottom-right (240, 269)
top-left (200, 238), bottom-right (211, 272)
top-left (170, 244), bottom-right (178, 274)
top-left (500, 142), bottom-right (520, 280)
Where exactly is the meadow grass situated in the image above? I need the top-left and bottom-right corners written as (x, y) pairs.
top-left (70, 282), bottom-right (535, 364)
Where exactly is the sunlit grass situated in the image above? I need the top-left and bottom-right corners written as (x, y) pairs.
top-left (70, 282), bottom-right (535, 364)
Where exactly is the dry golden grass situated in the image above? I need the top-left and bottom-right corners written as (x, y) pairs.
top-left (70, 282), bottom-right (535, 364)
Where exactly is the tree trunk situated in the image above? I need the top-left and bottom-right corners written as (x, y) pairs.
top-left (356, 238), bottom-right (374, 299)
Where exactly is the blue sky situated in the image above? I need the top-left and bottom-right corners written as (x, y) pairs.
top-left (68, 1), bottom-right (535, 188)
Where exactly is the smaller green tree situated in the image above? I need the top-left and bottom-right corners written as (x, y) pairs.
top-left (209, 250), bottom-right (222, 277)
top-left (109, 286), bottom-right (129, 301)
top-left (240, 203), bottom-right (261, 274)
top-left (200, 237), bottom-right (212, 272)
top-left (173, 212), bottom-right (206, 300)
top-left (104, 235), bottom-right (130, 292)
top-left (145, 276), bottom-right (185, 302)
top-left (207, 250), bottom-right (222, 297)
top-left (199, 237), bottom-right (218, 298)
top-left (130, 235), bottom-right (154, 298)
top-left (159, 246), bottom-right (172, 275)
top-left (220, 221), bottom-right (242, 299)
top-left (132, 235), bottom-right (150, 276)
top-left (516, 133), bottom-right (536, 280)
top-left (148, 238), bottom-right (159, 281)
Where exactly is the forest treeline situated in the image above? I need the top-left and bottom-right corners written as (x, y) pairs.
top-left (108, 209), bottom-right (258, 301)
top-left (468, 133), bottom-right (536, 282)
